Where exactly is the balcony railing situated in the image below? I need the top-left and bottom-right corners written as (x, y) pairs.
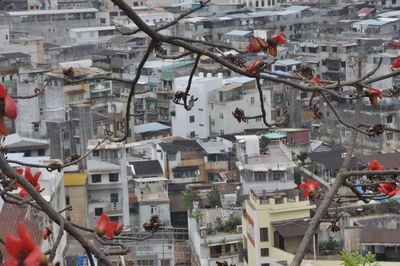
top-left (89, 201), bottom-right (123, 215)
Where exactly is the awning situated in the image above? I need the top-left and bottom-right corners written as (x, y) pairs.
top-left (273, 219), bottom-right (310, 238)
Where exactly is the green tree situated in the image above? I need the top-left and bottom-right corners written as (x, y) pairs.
top-left (181, 189), bottom-right (199, 212)
top-left (340, 251), bottom-right (380, 266)
top-left (208, 187), bottom-right (221, 208)
top-left (259, 136), bottom-right (270, 154)
top-left (297, 151), bottom-right (308, 165)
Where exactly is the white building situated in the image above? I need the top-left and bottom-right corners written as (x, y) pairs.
top-left (128, 160), bottom-right (171, 228)
top-left (172, 73), bottom-right (224, 139)
top-left (69, 26), bottom-right (118, 45)
top-left (7, 154), bottom-right (67, 265)
top-left (86, 140), bottom-right (130, 227)
top-left (0, 26), bottom-right (9, 46)
top-left (210, 76), bottom-right (273, 136)
top-left (188, 207), bottom-right (243, 266)
top-left (235, 136), bottom-right (296, 196)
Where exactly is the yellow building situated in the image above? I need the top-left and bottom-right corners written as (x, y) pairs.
top-left (64, 173), bottom-right (88, 229)
top-left (242, 189), bottom-right (314, 266)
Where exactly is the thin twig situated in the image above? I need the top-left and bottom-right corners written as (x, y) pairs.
top-left (49, 220), bottom-right (64, 262)
top-left (11, 79), bottom-right (49, 100)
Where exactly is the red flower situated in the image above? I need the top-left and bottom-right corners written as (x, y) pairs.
top-left (312, 77), bottom-right (321, 97)
top-left (299, 179), bottom-right (319, 198)
top-left (367, 160), bottom-right (384, 171)
top-left (379, 183), bottom-right (399, 197)
top-left (94, 212), bottom-right (124, 238)
top-left (0, 84), bottom-right (17, 136)
top-left (266, 32), bottom-right (286, 56)
top-left (5, 222), bottom-right (45, 266)
top-left (391, 56), bottom-right (400, 70)
top-left (366, 88), bottom-right (382, 108)
top-left (42, 226), bottom-right (53, 240)
top-left (15, 168), bottom-right (41, 197)
top-left (245, 60), bottom-right (265, 76)
top-left (247, 37), bottom-right (268, 53)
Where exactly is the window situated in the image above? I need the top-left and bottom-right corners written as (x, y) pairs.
top-left (332, 47), bottom-right (337, 53)
top-left (250, 97), bottom-right (255, 105)
top-left (190, 131), bottom-right (195, 138)
top-left (302, 47), bottom-right (305, 52)
top-left (393, 0), bottom-right (396, 4)
top-left (92, 174), bottom-right (101, 183)
top-left (219, 113), bottom-right (224, 119)
top-left (109, 173), bottom-right (119, 182)
top-left (272, 171), bottom-right (284, 180)
top-left (161, 260), bottom-right (170, 266)
top-left (150, 205), bottom-right (158, 214)
top-left (110, 193), bottom-right (119, 202)
top-left (93, 150), bottom-right (99, 157)
top-left (100, 18), bottom-right (106, 24)
top-left (260, 228), bottom-right (269, 241)
top-left (322, 46), bottom-right (327, 52)
top-left (341, 61), bottom-right (346, 68)
top-left (189, 115), bottom-right (195, 123)
top-left (256, 117), bottom-right (261, 122)
top-left (94, 208), bottom-right (103, 216)
top-left (322, 60), bottom-right (326, 66)
top-left (341, 130), bottom-right (346, 137)
top-left (387, 115), bottom-right (393, 124)
top-left (309, 47), bottom-right (317, 53)
top-left (66, 195), bottom-right (70, 205)
top-left (24, 150), bottom-right (31, 157)
top-left (220, 130), bottom-right (224, 136)
top-left (38, 149), bottom-right (45, 156)
top-left (387, 132), bottom-right (394, 141)
top-left (261, 264), bottom-right (270, 266)
top-left (254, 172), bottom-right (267, 182)
top-left (261, 248), bottom-right (270, 256)
top-left (167, 153), bottom-right (176, 160)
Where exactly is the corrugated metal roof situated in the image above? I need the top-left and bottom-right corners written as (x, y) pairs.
top-left (135, 122), bottom-right (170, 134)
top-left (64, 173), bottom-right (87, 186)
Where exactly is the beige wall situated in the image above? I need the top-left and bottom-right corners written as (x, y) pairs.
top-left (285, 236), bottom-right (303, 254)
top-left (65, 186), bottom-right (88, 228)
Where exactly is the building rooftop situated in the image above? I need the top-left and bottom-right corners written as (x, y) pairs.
top-left (8, 8), bottom-right (98, 16)
top-left (259, 132), bottom-right (287, 139)
top-left (4, 133), bottom-right (48, 149)
top-left (215, 82), bottom-right (242, 93)
top-left (275, 59), bottom-right (301, 66)
top-left (354, 18), bottom-right (399, 26)
top-left (199, 208), bottom-right (241, 227)
top-left (46, 67), bottom-right (108, 79)
top-left (377, 10), bottom-right (400, 18)
top-left (70, 26), bottom-right (116, 33)
top-left (130, 160), bottom-right (163, 176)
top-left (358, 152), bottom-right (400, 170)
top-left (225, 30), bottom-right (252, 36)
top-left (0, 52), bottom-right (30, 59)
top-left (135, 122), bottom-right (171, 134)
top-left (159, 140), bottom-right (203, 153)
top-left (64, 173), bottom-right (88, 186)
top-left (197, 139), bottom-right (230, 154)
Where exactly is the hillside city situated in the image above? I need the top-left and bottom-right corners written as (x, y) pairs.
top-left (1, 0), bottom-right (400, 265)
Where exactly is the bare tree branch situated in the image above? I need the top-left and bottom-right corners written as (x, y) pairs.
top-left (49, 220), bottom-right (64, 262)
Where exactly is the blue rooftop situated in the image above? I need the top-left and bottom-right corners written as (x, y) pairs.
top-left (259, 132), bottom-right (287, 139)
top-left (356, 19), bottom-right (392, 26)
top-left (135, 122), bottom-right (171, 134)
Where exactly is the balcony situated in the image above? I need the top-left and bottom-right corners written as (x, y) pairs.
top-left (89, 200), bottom-right (123, 215)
